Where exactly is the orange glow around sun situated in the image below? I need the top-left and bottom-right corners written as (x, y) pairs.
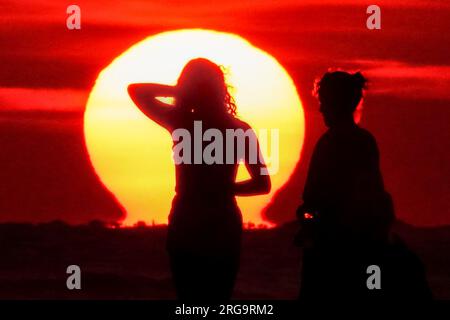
top-left (84, 29), bottom-right (304, 227)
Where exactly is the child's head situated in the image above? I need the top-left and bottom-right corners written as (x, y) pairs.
top-left (314, 71), bottom-right (367, 127)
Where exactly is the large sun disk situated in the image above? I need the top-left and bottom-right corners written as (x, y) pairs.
top-left (84, 29), bottom-right (304, 226)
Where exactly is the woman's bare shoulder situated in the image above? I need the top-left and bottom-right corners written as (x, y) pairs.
top-left (228, 117), bottom-right (252, 130)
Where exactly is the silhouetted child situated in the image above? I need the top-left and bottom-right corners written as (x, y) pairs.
top-left (296, 71), bottom-right (430, 299)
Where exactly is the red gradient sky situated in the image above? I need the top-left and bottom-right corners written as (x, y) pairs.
top-left (0, 0), bottom-right (449, 226)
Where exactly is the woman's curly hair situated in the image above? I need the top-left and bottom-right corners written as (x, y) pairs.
top-left (177, 58), bottom-right (238, 117)
top-left (220, 65), bottom-right (237, 116)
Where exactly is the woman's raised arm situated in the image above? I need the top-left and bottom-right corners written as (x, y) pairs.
top-left (233, 129), bottom-right (271, 196)
top-left (128, 83), bottom-right (177, 129)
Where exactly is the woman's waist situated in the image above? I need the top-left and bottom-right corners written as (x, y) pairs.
top-left (171, 191), bottom-right (238, 212)
top-left (169, 194), bottom-right (242, 225)
top-left (173, 188), bottom-right (236, 202)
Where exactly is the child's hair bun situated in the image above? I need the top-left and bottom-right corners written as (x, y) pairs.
top-left (352, 71), bottom-right (368, 90)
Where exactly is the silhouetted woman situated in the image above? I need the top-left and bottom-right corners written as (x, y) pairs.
top-left (128, 58), bottom-right (270, 300)
top-left (296, 71), bottom-right (396, 299)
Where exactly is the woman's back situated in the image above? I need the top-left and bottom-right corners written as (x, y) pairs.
top-left (171, 112), bottom-right (248, 203)
top-left (168, 113), bottom-right (255, 253)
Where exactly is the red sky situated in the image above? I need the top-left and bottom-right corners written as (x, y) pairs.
top-left (1, 0), bottom-right (449, 226)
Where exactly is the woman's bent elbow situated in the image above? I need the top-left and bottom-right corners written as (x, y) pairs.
top-left (261, 177), bottom-right (271, 194)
